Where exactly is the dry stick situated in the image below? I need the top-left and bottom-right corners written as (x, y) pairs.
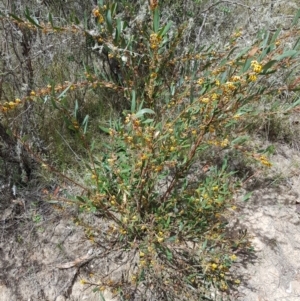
top-left (195, 0), bottom-right (255, 48)
top-left (12, 131), bottom-right (89, 191)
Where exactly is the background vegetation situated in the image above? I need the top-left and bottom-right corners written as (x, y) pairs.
top-left (0, 0), bottom-right (300, 300)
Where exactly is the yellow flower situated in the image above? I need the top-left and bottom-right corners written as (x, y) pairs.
top-left (80, 279), bottom-right (87, 285)
top-left (119, 228), bottom-right (127, 235)
top-left (197, 78), bottom-right (204, 85)
top-left (141, 154), bottom-right (148, 160)
top-left (259, 155), bottom-right (272, 167)
top-left (211, 263), bottom-right (218, 270)
top-left (248, 73), bottom-right (257, 82)
top-left (220, 138), bottom-right (229, 147)
top-left (234, 31), bottom-right (242, 38)
top-left (211, 93), bottom-right (219, 100)
top-left (92, 8), bottom-right (101, 18)
top-left (230, 254), bottom-right (237, 261)
top-left (251, 60), bottom-right (262, 73)
top-left (8, 101), bottom-right (16, 109)
top-left (30, 91), bottom-right (36, 96)
top-left (212, 185), bottom-right (219, 191)
top-left (221, 283), bottom-right (228, 290)
top-left (201, 97), bottom-right (210, 104)
top-left (157, 236), bottom-right (164, 243)
top-left (231, 75), bottom-right (241, 82)
top-left (150, 33), bottom-right (161, 50)
top-left (225, 81), bottom-right (236, 91)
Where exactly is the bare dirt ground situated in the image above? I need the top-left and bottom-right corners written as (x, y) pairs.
top-left (1, 141), bottom-right (300, 301)
top-left (231, 143), bottom-right (300, 301)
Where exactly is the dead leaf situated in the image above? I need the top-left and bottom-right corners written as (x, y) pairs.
top-left (248, 46), bottom-right (259, 57)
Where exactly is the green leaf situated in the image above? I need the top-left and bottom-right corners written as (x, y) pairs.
top-left (153, 8), bottom-right (160, 32)
top-left (114, 18), bottom-right (121, 44)
top-left (242, 58), bottom-right (252, 73)
top-left (275, 50), bottom-right (298, 61)
top-left (50, 97), bottom-right (59, 109)
top-left (131, 90), bottom-right (136, 112)
top-left (74, 99), bottom-right (79, 118)
top-left (58, 83), bottom-right (72, 99)
top-left (158, 21), bottom-right (172, 38)
top-left (166, 248), bottom-right (173, 261)
top-left (8, 13), bottom-right (24, 23)
top-left (76, 196), bottom-right (86, 203)
top-left (82, 115), bottom-right (89, 134)
top-left (111, 3), bottom-right (118, 16)
top-left (235, 46), bottom-right (251, 60)
top-left (143, 118), bottom-right (154, 124)
top-left (135, 108), bottom-right (155, 118)
top-left (99, 291), bottom-right (106, 301)
top-left (270, 28), bottom-right (281, 44)
top-left (24, 7), bottom-right (43, 29)
top-left (166, 236), bottom-right (177, 242)
top-left (293, 36), bottom-right (300, 50)
top-left (242, 192), bottom-right (253, 202)
top-left (261, 60), bottom-right (277, 73)
top-left (48, 12), bottom-right (54, 27)
top-left (99, 126), bottom-right (110, 134)
top-left (292, 9), bottom-right (300, 26)
top-left (289, 97), bottom-right (300, 109)
top-left (262, 31), bottom-right (270, 49)
top-left (231, 135), bottom-right (249, 145)
top-left (259, 45), bottom-right (273, 60)
top-left (106, 9), bottom-right (113, 34)
top-left (226, 46), bottom-right (239, 59)
top-left (262, 69), bottom-right (277, 75)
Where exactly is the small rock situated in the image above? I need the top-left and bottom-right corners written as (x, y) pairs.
top-left (56, 296), bottom-right (66, 301)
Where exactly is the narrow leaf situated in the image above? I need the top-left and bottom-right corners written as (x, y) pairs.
top-left (106, 9), bottom-right (113, 34)
top-left (8, 13), bottom-right (24, 23)
top-left (58, 83), bottom-right (72, 99)
top-left (292, 9), bottom-right (300, 26)
top-left (275, 50), bottom-right (298, 61)
top-left (158, 21), bottom-right (172, 37)
top-left (24, 7), bottom-right (43, 28)
top-left (99, 126), bottom-right (110, 134)
top-left (131, 90), bottom-right (136, 112)
top-left (135, 108), bottom-right (155, 118)
top-left (242, 192), bottom-right (253, 202)
top-left (153, 8), bottom-right (159, 32)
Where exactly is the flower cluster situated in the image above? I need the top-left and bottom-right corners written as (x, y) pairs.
top-left (251, 60), bottom-right (262, 73)
top-left (92, 7), bottom-right (105, 23)
top-left (150, 33), bottom-right (162, 50)
top-left (0, 99), bottom-right (22, 112)
top-left (259, 155), bottom-right (272, 167)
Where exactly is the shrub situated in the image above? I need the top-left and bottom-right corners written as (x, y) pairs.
top-left (1, 1), bottom-right (300, 300)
